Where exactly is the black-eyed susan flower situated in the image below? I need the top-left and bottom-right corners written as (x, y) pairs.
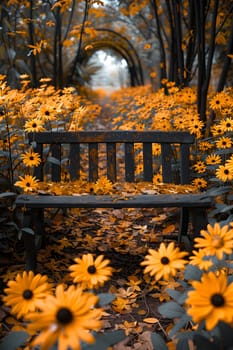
top-left (193, 160), bottom-right (206, 174)
top-left (209, 93), bottom-right (225, 110)
top-left (189, 249), bottom-right (213, 270)
top-left (141, 242), bottom-right (188, 281)
top-left (27, 284), bottom-right (102, 350)
top-left (198, 141), bottom-right (214, 152)
top-left (210, 124), bottom-right (225, 137)
top-left (220, 118), bottom-right (233, 132)
top-left (186, 271), bottom-right (233, 330)
top-left (15, 174), bottom-right (39, 192)
top-left (153, 172), bottom-right (162, 185)
top-left (215, 136), bottom-right (232, 149)
top-left (24, 118), bottom-right (45, 132)
top-left (69, 253), bottom-right (113, 289)
top-left (38, 104), bottom-right (56, 121)
top-left (152, 143), bottom-right (161, 156)
top-left (3, 271), bottom-right (51, 319)
top-left (191, 177), bottom-right (208, 190)
top-left (188, 120), bottom-right (204, 137)
top-left (194, 223), bottom-right (233, 260)
top-left (21, 150), bottom-right (41, 167)
top-left (205, 154), bottom-right (222, 165)
top-left (215, 165), bottom-right (233, 182)
top-left (226, 155), bottom-right (233, 172)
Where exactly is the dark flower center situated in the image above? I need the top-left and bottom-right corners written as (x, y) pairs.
top-left (224, 169), bottom-right (229, 174)
top-left (88, 265), bottom-right (97, 274)
top-left (56, 307), bottom-right (73, 325)
top-left (210, 293), bottom-right (225, 307)
top-left (161, 256), bottom-right (170, 265)
top-left (32, 123), bottom-right (37, 128)
top-left (29, 156), bottom-right (34, 160)
top-left (45, 111), bottom-right (50, 115)
top-left (23, 289), bottom-right (33, 300)
top-left (26, 182), bottom-right (31, 187)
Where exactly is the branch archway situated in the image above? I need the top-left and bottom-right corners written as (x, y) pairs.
top-left (73, 28), bottom-right (144, 86)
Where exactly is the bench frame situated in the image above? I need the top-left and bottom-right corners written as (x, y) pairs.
top-left (15, 131), bottom-right (212, 271)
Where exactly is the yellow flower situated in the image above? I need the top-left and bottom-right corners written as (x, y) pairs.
top-left (141, 242), bottom-right (188, 281)
top-left (226, 155), bottom-right (233, 172)
top-left (215, 165), bottom-right (233, 182)
top-left (191, 178), bottom-right (208, 189)
top-left (198, 141), bottom-right (214, 152)
top-left (193, 161), bottom-right (206, 174)
top-left (220, 118), bottom-right (233, 132)
top-left (194, 223), bottom-right (233, 260)
top-left (38, 104), bottom-right (56, 121)
top-left (215, 137), bottom-right (232, 149)
top-left (187, 271), bottom-right (233, 330)
top-left (15, 174), bottom-right (39, 192)
top-left (153, 173), bottom-right (162, 184)
top-left (210, 124), bottom-right (225, 137)
top-left (3, 271), bottom-right (51, 319)
top-left (69, 254), bottom-right (113, 289)
top-left (21, 150), bottom-right (41, 167)
top-left (24, 118), bottom-right (45, 132)
top-left (188, 120), bottom-right (204, 136)
top-left (205, 154), bottom-right (222, 166)
top-left (152, 143), bottom-right (161, 156)
top-left (189, 249), bottom-right (213, 270)
top-left (27, 284), bottom-right (102, 350)
top-left (209, 94), bottom-right (224, 110)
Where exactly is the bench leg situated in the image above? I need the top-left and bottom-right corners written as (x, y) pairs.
top-left (22, 208), bottom-right (45, 272)
top-left (191, 208), bottom-right (209, 238)
top-left (178, 207), bottom-right (189, 243)
top-left (178, 207), bottom-right (209, 248)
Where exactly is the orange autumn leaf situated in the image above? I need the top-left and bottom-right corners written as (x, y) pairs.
top-left (143, 317), bottom-right (159, 324)
top-left (162, 224), bottom-right (176, 234)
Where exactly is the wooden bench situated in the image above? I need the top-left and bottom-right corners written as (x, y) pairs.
top-left (15, 131), bottom-right (212, 271)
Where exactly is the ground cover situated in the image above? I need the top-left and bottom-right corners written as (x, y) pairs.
top-left (0, 80), bottom-right (233, 349)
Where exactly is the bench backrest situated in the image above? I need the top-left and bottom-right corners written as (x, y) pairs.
top-left (29, 131), bottom-right (194, 184)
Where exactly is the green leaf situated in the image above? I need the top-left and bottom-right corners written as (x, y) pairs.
top-left (47, 156), bottom-right (61, 166)
top-left (220, 204), bottom-right (233, 213)
top-left (21, 227), bottom-right (35, 235)
top-left (0, 192), bottom-right (16, 198)
top-left (82, 330), bottom-right (125, 350)
top-left (177, 338), bottom-right (194, 350)
top-left (0, 331), bottom-right (28, 350)
top-left (97, 293), bottom-right (115, 306)
top-left (158, 301), bottom-right (185, 319)
top-left (166, 288), bottom-right (183, 303)
top-left (168, 314), bottom-right (192, 337)
top-left (184, 264), bottom-right (202, 281)
top-left (150, 333), bottom-right (168, 349)
top-left (206, 186), bottom-right (232, 196)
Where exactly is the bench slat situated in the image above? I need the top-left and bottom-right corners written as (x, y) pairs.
top-left (180, 144), bottom-right (190, 184)
top-left (161, 144), bottom-right (172, 183)
top-left (125, 143), bottom-right (134, 182)
top-left (69, 144), bottom-right (81, 180)
top-left (107, 143), bottom-right (117, 182)
top-left (16, 193), bottom-right (212, 209)
top-left (89, 143), bottom-right (98, 182)
top-left (143, 143), bottom-right (153, 181)
top-left (51, 144), bottom-right (61, 181)
top-left (28, 131), bottom-right (194, 144)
